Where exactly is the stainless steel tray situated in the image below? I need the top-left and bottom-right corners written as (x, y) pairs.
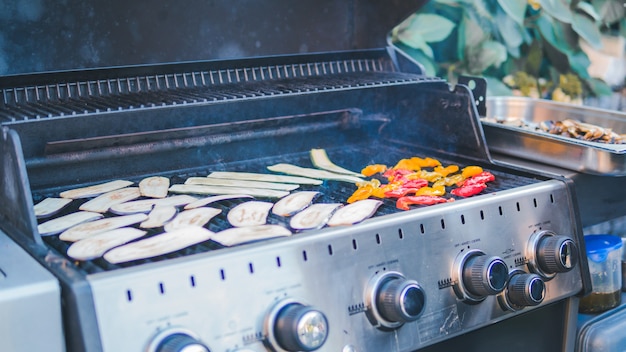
top-left (482, 96), bottom-right (626, 176)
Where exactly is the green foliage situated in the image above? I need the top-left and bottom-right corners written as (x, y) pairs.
top-left (391, 0), bottom-right (625, 99)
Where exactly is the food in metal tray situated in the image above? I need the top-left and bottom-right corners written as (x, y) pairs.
top-left (310, 148), bottom-right (363, 177)
top-left (139, 176), bottom-right (170, 198)
top-left (206, 171), bottom-right (322, 185)
top-left (59, 213), bottom-right (148, 242)
top-left (227, 201), bottom-right (274, 227)
top-left (163, 207), bottom-right (222, 232)
top-left (34, 197), bottom-right (73, 218)
top-left (327, 199), bottom-right (382, 226)
top-left (140, 206), bottom-right (178, 229)
top-left (267, 163), bottom-right (364, 183)
top-left (103, 226), bottom-right (214, 264)
top-left (184, 194), bottom-right (254, 210)
top-left (290, 203), bottom-right (342, 231)
top-left (59, 180), bottom-right (134, 199)
top-left (538, 119), bottom-right (624, 144)
top-left (38, 211), bottom-right (104, 236)
top-left (211, 225), bottom-right (292, 246)
top-left (109, 195), bottom-right (198, 215)
top-left (185, 177), bottom-right (299, 191)
top-left (67, 227), bottom-right (147, 261)
top-left (272, 191), bottom-right (319, 217)
top-left (78, 187), bottom-right (141, 213)
top-left (169, 184), bottom-right (289, 198)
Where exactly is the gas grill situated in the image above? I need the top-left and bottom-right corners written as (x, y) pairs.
top-left (0, 49), bottom-right (590, 352)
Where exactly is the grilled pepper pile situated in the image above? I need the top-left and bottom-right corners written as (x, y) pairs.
top-left (347, 157), bottom-right (496, 210)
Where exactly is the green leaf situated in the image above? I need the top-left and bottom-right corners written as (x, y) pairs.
top-left (585, 77), bottom-right (614, 96)
top-left (496, 7), bottom-right (524, 57)
top-left (457, 15), bottom-right (466, 62)
top-left (539, 0), bottom-right (573, 23)
top-left (621, 18), bottom-right (626, 38)
top-left (572, 13), bottom-right (603, 50)
top-left (568, 50), bottom-right (591, 79)
top-left (484, 75), bottom-right (514, 96)
top-left (576, 2), bottom-right (602, 21)
top-left (592, 0), bottom-right (625, 25)
top-left (468, 40), bottom-right (508, 73)
top-left (397, 30), bottom-right (435, 58)
top-left (406, 13), bottom-right (457, 43)
top-left (496, 0), bottom-right (528, 26)
top-left (525, 41), bottom-right (544, 76)
top-left (464, 13), bottom-right (487, 47)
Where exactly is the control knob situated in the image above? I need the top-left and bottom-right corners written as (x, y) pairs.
top-left (365, 271), bottom-right (426, 329)
top-left (151, 331), bottom-right (209, 352)
top-left (265, 299), bottom-right (328, 352)
top-left (500, 272), bottom-right (545, 311)
top-left (528, 230), bottom-right (578, 278)
top-left (454, 250), bottom-right (508, 302)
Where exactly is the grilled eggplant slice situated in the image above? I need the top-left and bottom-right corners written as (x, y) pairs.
top-left (267, 163), bottom-right (364, 183)
top-left (163, 207), bottom-right (221, 232)
top-left (79, 187), bottom-right (141, 213)
top-left (140, 206), bottom-right (178, 229)
top-left (184, 194), bottom-right (254, 210)
top-left (185, 177), bottom-right (299, 191)
top-left (169, 184), bottom-right (289, 198)
top-left (109, 195), bottom-right (198, 215)
top-left (59, 213), bottom-right (148, 242)
top-left (272, 191), bottom-right (319, 217)
top-left (38, 211), bottom-right (104, 236)
top-left (327, 199), bottom-right (382, 226)
top-left (103, 226), bottom-right (214, 264)
top-left (290, 203), bottom-right (342, 230)
top-left (59, 180), bottom-right (133, 199)
top-left (227, 201), bottom-right (274, 227)
top-left (67, 227), bottom-right (147, 261)
top-left (211, 225), bottom-right (291, 246)
top-left (139, 176), bottom-right (170, 198)
top-left (310, 148), bottom-right (363, 177)
top-left (207, 171), bottom-right (322, 185)
top-left (34, 197), bottom-right (73, 219)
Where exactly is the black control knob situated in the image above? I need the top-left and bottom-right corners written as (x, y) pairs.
top-left (273, 303), bottom-right (328, 352)
top-left (156, 333), bottom-right (210, 352)
top-left (506, 273), bottom-right (545, 308)
top-left (462, 254), bottom-right (508, 297)
top-left (376, 278), bottom-right (426, 323)
top-left (537, 235), bottom-right (578, 274)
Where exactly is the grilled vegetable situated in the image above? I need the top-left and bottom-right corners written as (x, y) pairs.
top-left (185, 177), bottom-right (299, 191)
top-left (211, 225), bottom-right (291, 246)
top-left (67, 227), bottom-right (147, 261)
top-left (79, 187), bottom-right (141, 213)
top-left (272, 191), bottom-right (319, 217)
top-left (59, 213), bottom-right (148, 242)
top-left (290, 203), bottom-right (342, 230)
top-left (396, 195), bottom-right (453, 210)
top-left (169, 184), bottom-right (289, 199)
top-left (163, 207), bottom-right (221, 232)
top-left (34, 197), bottom-right (73, 219)
top-left (103, 226), bottom-right (214, 264)
top-left (268, 163), bottom-right (364, 183)
top-left (59, 180), bottom-right (133, 199)
top-left (140, 206), bottom-right (178, 229)
top-left (227, 201), bottom-right (274, 227)
top-left (327, 199), bottom-right (382, 226)
top-left (310, 148), bottom-right (363, 177)
top-left (206, 171), bottom-right (322, 185)
top-left (184, 194), bottom-right (254, 210)
top-left (109, 195), bottom-right (198, 215)
top-left (38, 211), bottom-right (104, 236)
top-left (139, 176), bottom-right (170, 198)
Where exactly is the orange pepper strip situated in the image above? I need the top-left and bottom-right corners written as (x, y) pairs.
top-left (393, 158), bottom-right (421, 171)
top-left (434, 165), bottom-right (459, 178)
top-left (461, 166), bottom-right (483, 178)
top-left (347, 187), bottom-right (373, 203)
top-left (418, 157), bottom-right (442, 168)
top-left (414, 185), bottom-right (446, 196)
top-left (361, 164), bottom-right (387, 177)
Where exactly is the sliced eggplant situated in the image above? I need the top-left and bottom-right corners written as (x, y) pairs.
top-left (310, 148), bottom-right (363, 177)
top-left (272, 191), bottom-right (319, 217)
top-left (79, 187), bottom-right (141, 213)
top-left (185, 177), bottom-right (299, 191)
top-left (103, 226), bottom-right (214, 264)
top-left (34, 197), bottom-right (73, 219)
top-left (67, 227), bottom-right (147, 261)
top-left (59, 213), bottom-right (148, 242)
top-left (163, 207), bottom-right (222, 232)
top-left (140, 206), bottom-right (178, 229)
top-left (139, 176), bottom-right (170, 198)
top-left (184, 194), bottom-right (254, 210)
top-left (267, 163), bottom-right (364, 183)
top-left (207, 171), bottom-right (322, 185)
top-left (38, 211), bottom-right (104, 236)
top-left (169, 184), bottom-right (288, 199)
top-left (227, 201), bottom-right (274, 227)
top-left (109, 195), bottom-right (198, 215)
top-left (327, 199), bottom-right (382, 226)
top-left (290, 203), bottom-right (342, 230)
top-left (59, 180), bottom-right (133, 199)
top-left (211, 225), bottom-right (291, 246)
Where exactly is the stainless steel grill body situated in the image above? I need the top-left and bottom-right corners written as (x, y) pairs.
top-left (0, 49), bottom-right (590, 351)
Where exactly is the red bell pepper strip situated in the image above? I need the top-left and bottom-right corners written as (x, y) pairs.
top-left (396, 195), bottom-right (453, 210)
top-left (459, 171), bottom-right (495, 187)
top-left (451, 183), bottom-right (487, 197)
top-left (383, 179), bottom-right (428, 198)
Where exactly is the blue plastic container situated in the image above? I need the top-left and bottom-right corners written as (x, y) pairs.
top-left (579, 235), bottom-right (623, 314)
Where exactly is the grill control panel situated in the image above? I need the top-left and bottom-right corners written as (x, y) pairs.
top-left (88, 180), bottom-right (584, 352)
